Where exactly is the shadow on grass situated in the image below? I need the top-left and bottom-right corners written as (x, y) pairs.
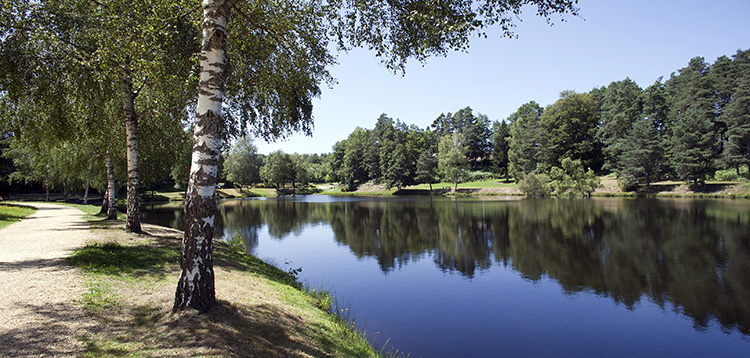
top-left (85, 299), bottom-right (346, 358)
top-left (0, 203), bottom-right (37, 228)
top-left (69, 224), bottom-right (384, 357)
top-left (0, 302), bottom-right (95, 357)
top-left (67, 240), bottom-right (179, 277)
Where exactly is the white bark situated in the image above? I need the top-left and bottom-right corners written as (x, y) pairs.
top-left (174, 0), bottom-right (228, 312)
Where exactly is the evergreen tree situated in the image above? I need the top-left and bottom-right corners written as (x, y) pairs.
top-left (596, 78), bottom-right (643, 172)
top-left (431, 107), bottom-right (490, 169)
top-left (343, 127), bottom-right (370, 183)
top-left (718, 50), bottom-right (750, 177)
top-left (618, 118), bottom-right (663, 189)
top-left (670, 110), bottom-right (715, 186)
top-left (507, 101), bottom-right (545, 179)
top-left (665, 57), bottom-right (719, 178)
top-left (490, 120), bottom-right (510, 181)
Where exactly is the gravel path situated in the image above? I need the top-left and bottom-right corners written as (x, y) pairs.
top-left (0, 203), bottom-right (96, 357)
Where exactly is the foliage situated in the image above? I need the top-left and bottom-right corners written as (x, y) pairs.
top-left (223, 136), bottom-right (261, 190)
top-left (670, 110), bottom-right (715, 186)
top-left (517, 172), bottom-right (549, 197)
top-left (596, 78), bottom-right (643, 172)
top-left (719, 50), bottom-right (750, 177)
top-left (617, 118), bottom-right (663, 188)
top-left (432, 107), bottom-right (491, 169)
top-left (260, 151), bottom-right (295, 190)
top-left (414, 149), bottom-right (439, 189)
top-left (714, 165), bottom-right (749, 182)
top-left (437, 132), bottom-right (468, 191)
top-left (490, 119), bottom-right (510, 180)
top-left (507, 101), bottom-right (545, 179)
top-left (548, 157), bottom-right (600, 197)
top-left (541, 91), bottom-right (602, 172)
top-left (618, 173), bottom-right (639, 192)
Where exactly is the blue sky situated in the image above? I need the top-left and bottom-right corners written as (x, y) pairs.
top-left (255, 0), bottom-right (750, 155)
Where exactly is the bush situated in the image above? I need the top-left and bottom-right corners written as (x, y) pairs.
top-left (467, 171), bottom-right (496, 181)
top-left (714, 165), bottom-right (749, 181)
top-left (618, 174), bottom-right (639, 192)
top-left (518, 172), bottom-right (550, 197)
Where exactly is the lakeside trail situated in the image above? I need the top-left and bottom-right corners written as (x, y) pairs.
top-left (0, 203), bottom-right (96, 357)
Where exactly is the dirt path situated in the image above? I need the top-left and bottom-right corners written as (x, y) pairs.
top-left (0, 203), bottom-right (96, 357)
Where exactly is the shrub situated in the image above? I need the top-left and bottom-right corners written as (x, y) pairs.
top-left (518, 172), bottom-right (550, 197)
top-left (618, 174), bottom-right (639, 192)
top-left (714, 165), bottom-right (749, 181)
top-left (467, 171), bottom-right (496, 181)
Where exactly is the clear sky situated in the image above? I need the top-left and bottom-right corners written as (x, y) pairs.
top-left (254, 0), bottom-right (750, 155)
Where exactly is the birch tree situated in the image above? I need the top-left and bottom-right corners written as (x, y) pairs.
top-left (174, 0), bottom-right (580, 312)
top-left (2, 0), bottom-right (197, 226)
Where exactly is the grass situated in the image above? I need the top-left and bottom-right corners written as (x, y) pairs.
top-left (0, 202), bottom-right (37, 229)
top-left (217, 187), bottom-right (277, 198)
top-left (318, 176), bottom-right (750, 199)
top-left (67, 213), bottom-right (391, 357)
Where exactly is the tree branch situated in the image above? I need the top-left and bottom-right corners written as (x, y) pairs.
top-left (231, 4), bottom-right (292, 55)
top-left (133, 76), bottom-right (149, 99)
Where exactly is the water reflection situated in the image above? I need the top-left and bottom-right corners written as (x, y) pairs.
top-left (142, 197), bottom-right (750, 336)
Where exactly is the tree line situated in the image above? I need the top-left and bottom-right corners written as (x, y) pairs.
top-left (221, 48), bottom-right (749, 196)
top-left (296, 49), bottom-right (749, 193)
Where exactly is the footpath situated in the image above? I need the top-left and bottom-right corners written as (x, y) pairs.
top-left (0, 203), bottom-right (96, 357)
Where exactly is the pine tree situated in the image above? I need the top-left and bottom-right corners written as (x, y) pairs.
top-left (596, 78), bottom-right (643, 172)
top-left (491, 120), bottom-right (510, 181)
top-left (670, 110), bottom-right (715, 186)
top-left (618, 118), bottom-right (663, 189)
top-left (507, 101), bottom-right (544, 179)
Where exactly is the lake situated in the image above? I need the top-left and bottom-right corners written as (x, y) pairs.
top-left (142, 196), bottom-right (750, 357)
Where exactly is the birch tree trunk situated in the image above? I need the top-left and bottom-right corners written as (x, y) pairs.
top-left (100, 187), bottom-right (108, 214)
top-left (173, 0), bottom-right (227, 312)
top-left (123, 59), bottom-right (141, 232)
top-left (106, 149), bottom-right (117, 220)
top-left (84, 178), bottom-right (89, 205)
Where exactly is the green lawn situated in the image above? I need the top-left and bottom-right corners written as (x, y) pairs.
top-left (0, 203), bottom-right (37, 229)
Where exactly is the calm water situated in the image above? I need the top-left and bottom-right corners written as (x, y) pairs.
top-left (142, 196), bottom-right (750, 357)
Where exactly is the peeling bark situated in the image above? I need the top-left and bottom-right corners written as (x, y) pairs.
top-left (123, 59), bottom-right (141, 232)
top-left (173, 0), bottom-right (228, 313)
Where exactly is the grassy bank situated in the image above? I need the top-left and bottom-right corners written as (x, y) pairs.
top-left (135, 177), bottom-right (750, 203)
top-left (318, 178), bottom-right (750, 199)
top-left (68, 205), bottom-right (393, 357)
top-left (0, 203), bottom-right (37, 229)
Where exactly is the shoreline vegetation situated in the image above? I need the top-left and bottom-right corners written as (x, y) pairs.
top-left (210, 176), bottom-right (750, 200)
top-left (4, 176), bottom-right (749, 207)
top-left (5, 203), bottom-right (401, 358)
